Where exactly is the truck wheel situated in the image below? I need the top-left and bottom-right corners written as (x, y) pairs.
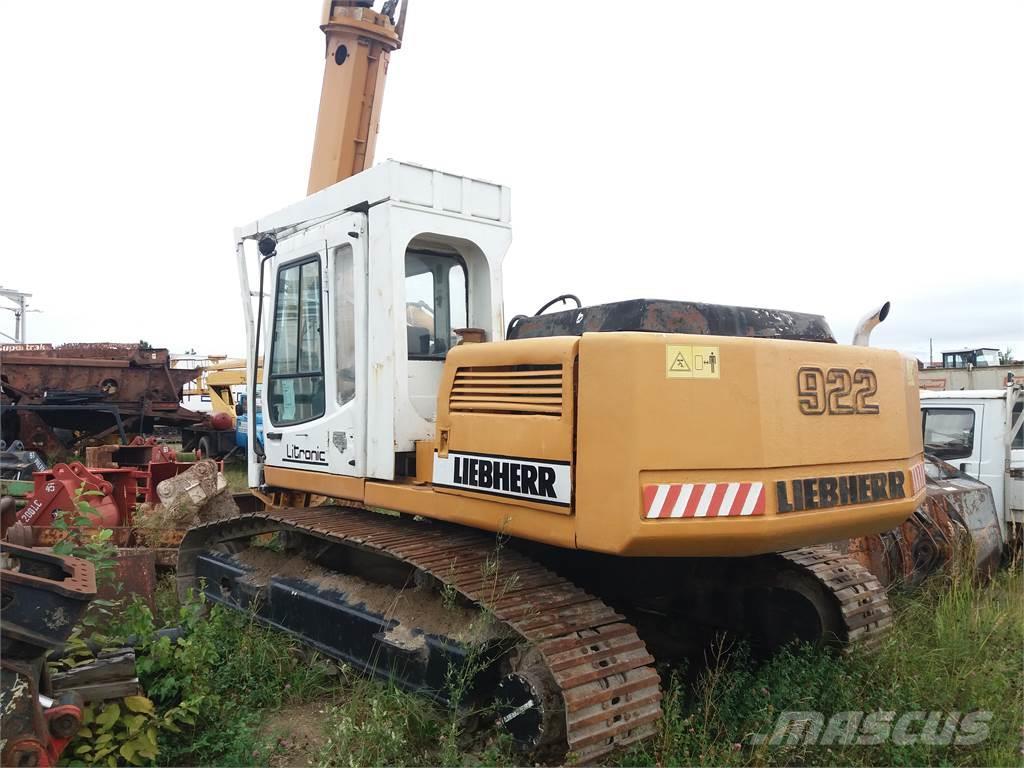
top-left (198, 437), bottom-right (214, 460)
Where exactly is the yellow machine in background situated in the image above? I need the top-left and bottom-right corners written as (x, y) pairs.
top-left (204, 359), bottom-right (263, 423)
top-left (180, 2), bottom-right (926, 760)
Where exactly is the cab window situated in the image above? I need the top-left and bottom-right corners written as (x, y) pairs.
top-left (921, 408), bottom-right (975, 460)
top-left (268, 257), bottom-right (325, 425)
top-left (334, 245), bottom-right (356, 405)
top-left (404, 249), bottom-right (468, 359)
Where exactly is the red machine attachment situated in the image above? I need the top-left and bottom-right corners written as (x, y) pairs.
top-left (15, 463), bottom-right (126, 533)
top-left (1, 662), bottom-right (86, 767)
top-left (117, 435), bottom-right (178, 466)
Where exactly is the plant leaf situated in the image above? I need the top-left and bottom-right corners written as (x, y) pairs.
top-left (95, 703), bottom-right (120, 728)
top-left (125, 713), bottom-right (147, 734)
top-left (123, 695), bottom-right (155, 714)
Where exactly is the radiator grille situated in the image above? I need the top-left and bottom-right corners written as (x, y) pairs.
top-left (449, 365), bottom-right (564, 416)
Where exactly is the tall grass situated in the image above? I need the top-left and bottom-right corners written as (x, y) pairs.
top-left (619, 559), bottom-right (1024, 767)
top-left (132, 557), bottom-right (1022, 766)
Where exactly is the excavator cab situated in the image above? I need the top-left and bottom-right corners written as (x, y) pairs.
top-left (237, 161), bottom-right (511, 488)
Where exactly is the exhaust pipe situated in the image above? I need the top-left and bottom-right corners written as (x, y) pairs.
top-left (851, 301), bottom-right (890, 346)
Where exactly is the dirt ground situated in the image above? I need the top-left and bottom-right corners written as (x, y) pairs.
top-left (234, 547), bottom-right (506, 649)
top-left (259, 703), bottom-right (328, 767)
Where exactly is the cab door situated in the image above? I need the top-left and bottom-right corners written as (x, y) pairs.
top-left (262, 213), bottom-right (367, 478)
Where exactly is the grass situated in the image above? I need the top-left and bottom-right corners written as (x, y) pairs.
top-left (617, 558), bottom-right (1024, 768)
top-left (221, 458), bottom-right (249, 493)
top-left (89, 556), bottom-right (1022, 767)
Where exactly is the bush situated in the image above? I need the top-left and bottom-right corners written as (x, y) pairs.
top-left (93, 593), bottom-right (334, 766)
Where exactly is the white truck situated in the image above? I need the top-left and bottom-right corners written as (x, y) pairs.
top-left (920, 384), bottom-right (1024, 545)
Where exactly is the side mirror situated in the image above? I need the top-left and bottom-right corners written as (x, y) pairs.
top-left (236, 401), bottom-right (247, 417)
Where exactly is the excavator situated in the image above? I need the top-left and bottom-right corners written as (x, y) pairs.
top-left (178, 1), bottom-right (927, 759)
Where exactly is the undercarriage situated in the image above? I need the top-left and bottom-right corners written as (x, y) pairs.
top-left (178, 506), bottom-right (890, 761)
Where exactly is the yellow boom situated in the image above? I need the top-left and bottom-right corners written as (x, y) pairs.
top-left (307, 1), bottom-right (407, 195)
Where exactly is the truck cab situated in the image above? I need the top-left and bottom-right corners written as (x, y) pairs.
top-left (234, 390), bottom-right (263, 452)
top-left (920, 385), bottom-right (1024, 541)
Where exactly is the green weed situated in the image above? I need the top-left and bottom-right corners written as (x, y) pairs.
top-left (619, 561), bottom-right (1024, 767)
top-left (107, 592), bottom-right (334, 766)
top-left (71, 547), bottom-right (1022, 767)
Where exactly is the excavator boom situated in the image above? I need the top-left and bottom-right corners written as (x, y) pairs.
top-left (307, 0), bottom-right (406, 195)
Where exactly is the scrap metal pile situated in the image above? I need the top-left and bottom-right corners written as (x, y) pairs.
top-left (0, 342), bottom-right (203, 460)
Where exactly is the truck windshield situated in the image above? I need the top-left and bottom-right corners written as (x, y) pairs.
top-left (922, 408), bottom-right (975, 460)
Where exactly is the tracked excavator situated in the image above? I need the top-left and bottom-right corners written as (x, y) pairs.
top-left (179, 2), bottom-right (927, 759)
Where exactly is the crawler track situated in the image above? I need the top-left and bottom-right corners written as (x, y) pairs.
top-left (779, 545), bottom-right (893, 651)
top-left (178, 507), bottom-right (662, 762)
top-left (179, 511), bottom-right (891, 759)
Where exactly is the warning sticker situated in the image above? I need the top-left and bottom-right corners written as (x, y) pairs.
top-left (904, 358), bottom-right (918, 387)
top-left (666, 345), bottom-right (721, 379)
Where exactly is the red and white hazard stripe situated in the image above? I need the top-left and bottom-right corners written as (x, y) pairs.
top-left (910, 462), bottom-right (927, 494)
top-left (644, 482), bottom-right (765, 519)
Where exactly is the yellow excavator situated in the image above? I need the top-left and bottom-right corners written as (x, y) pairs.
top-left (179, 2), bottom-right (925, 759)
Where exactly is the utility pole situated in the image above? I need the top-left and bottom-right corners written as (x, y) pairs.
top-left (929, 338), bottom-right (933, 368)
top-left (0, 287), bottom-right (33, 344)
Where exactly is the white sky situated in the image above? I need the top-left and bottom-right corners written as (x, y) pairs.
top-left (1, 0), bottom-right (1021, 363)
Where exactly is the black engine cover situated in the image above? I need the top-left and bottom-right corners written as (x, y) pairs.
top-left (506, 298), bottom-right (835, 343)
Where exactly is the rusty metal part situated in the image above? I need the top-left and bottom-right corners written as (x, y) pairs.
top-left (3, 411), bottom-right (67, 461)
top-left (506, 298), bottom-right (836, 343)
top-left (1, 343), bottom-right (199, 408)
top-left (82, 439), bottom-right (196, 504)
top-left (1, 495), bottom-right (16, 531)
top-left (13, 463), bottom-right (125, 533)
top-left (0, 343), bottom-right (203, 460)
top-left (4, 455), bottom-right (211, 541)
top-left (0, 542), bottom-right (96, 652)
top-left (1, 543), bottom-right (93, 767)
top-left (85, 436), bottom-right (177, 470)
top-left (99, 549), bottom-right (157, 611)
top-left (778, 546), bottom-right (893, 652)
top-left (838, 455), bottom-right (1004, 587)
top-left (179, 507), bottom-right (662, 762)
top-left (2, 658), bottom-right (80, 767)
top-left (2, 460), bottom-right (159, 606)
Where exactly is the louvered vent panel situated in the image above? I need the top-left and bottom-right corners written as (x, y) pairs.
top-left (449, 365), bottom-right (564, 416)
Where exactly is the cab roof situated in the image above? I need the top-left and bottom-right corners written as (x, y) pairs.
top-left (920, 389), bottom-right (1011, 400)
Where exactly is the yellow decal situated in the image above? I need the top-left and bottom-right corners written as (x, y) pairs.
top-left (666, 345), bottom-right (720, 379)
top-left (905, 358), bottom-right (918, 387)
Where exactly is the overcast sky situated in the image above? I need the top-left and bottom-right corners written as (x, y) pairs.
top-left (1, 1), bottom-right (1021, 363)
